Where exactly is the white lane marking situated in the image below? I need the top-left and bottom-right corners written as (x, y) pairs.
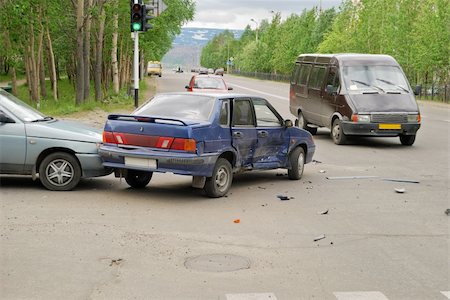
top-left (230, 83), bottom-right (289, 101)
top-left (441, 291), bottom-right (450, 299)
top-left (333, 291), bottom-right (389, 300)
top-left (226, 293), bottom-right (277, 300)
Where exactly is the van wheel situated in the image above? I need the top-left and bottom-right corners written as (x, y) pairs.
top-left (296, 112), bottom-right (317, 135)
top-left (288, 147), bottom-right (305, 180)
top-left (204, 158), bottom-right (233, 198)
top-left (331, 118), bottom-right (347, 145)
top-left (125, 170), bottom-right (152, 188)
top-left (400, 134), bottom-right (415, 146)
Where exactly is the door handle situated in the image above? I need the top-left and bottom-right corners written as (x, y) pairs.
top-left (233, 131), bottom-right (243, 138)
top-left (258, 130), bottom-right (268, 138)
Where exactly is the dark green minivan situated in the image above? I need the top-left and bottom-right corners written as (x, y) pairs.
top-left (289, 54), bottom-right (421, 145)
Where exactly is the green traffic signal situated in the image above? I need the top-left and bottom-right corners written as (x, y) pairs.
top-left (132, 22), bottom-right (141, 31)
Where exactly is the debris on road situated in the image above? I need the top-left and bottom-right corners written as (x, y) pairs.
top-left (394, 188), bottom-right (406, 193)
top-left (319, 170), bottom-right (326, 173)
top-left (382, 178), bottom-right (420, 184)
top-left (276, 173), bottom-right (287, 177)
top-left (233, 219), bottom-right (240, 223)
top-left (276, 195), bottom-right (293, 201)
top-left (326, 176), bottom-right (379, 180)
top-left (312, 159), bottom-right (322, 164)
top-left (318, 209), bottom-right (329, 215)
top-left (258, 186), bottom-right (266, 190)
top-left (110, 258), bottom-right (123, 266)
top-left (445, 209), bottom-right (450, 216)
top-left (313, 234), bottom-right (326, 242)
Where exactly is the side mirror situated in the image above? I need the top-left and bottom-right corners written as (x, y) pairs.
top-left (326, 84), bottom-right (337, 95)
top-left (228, 87), bottom-right (233, 91)
top-left (284, 119), bottom-right (293, 128)
top-left (414, 85), bottom-right (422, 96)
top-left (0, 111), bottom-right (14, 123)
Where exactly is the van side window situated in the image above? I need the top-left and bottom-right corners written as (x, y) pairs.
top-left (291, 64), bottom-right (300, 84)
top-left (298, 64), bottom-right (312, 85)
top-left (326, 67), bottom-right (340, 93)
top-left (309, 66), bottom-right (326, 89)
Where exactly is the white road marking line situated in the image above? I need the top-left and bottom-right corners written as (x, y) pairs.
top-left (230, 83), bottom-right (289, 101)
top-left (441, 291), bottom-right (450, 299)
top-left (333, 291), bottom-right (389, 300)
top-left (226, 292), bottom-right (277, 300)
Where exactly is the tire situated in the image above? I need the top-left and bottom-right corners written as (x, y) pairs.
top-left (296, 111), bottom-right (317, 135)
top-left (39, 152), bottom-right (81, 191)
top-left (331, 118), bottom-right (347, 145)
top-left (400, 134), bottom-right (415, 146)
top-left (125, 170), bottom-right (152, 188)
top-left (204, 158), bottom-right (233, 198)
top-left (288, 147), bottom-right (305, 180)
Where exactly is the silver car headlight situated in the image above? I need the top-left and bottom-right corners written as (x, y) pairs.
top-left (407, 114), bottom-right (420, 123)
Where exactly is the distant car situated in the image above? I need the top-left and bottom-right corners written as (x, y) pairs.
top-left (198, 68), bottom-right (208, 74)
top-left (185, 75), bottom-right (233, 93)
top-left (99, 93), bottom-right (316, 197)
top-left (0, 89), bottom-right (111, 190)
top-left (214, 68), bottom-right (224, 76)
top-left (207, 68), bottom-right (214, 74)
top-left (147, 61), bottom-right (162, 77)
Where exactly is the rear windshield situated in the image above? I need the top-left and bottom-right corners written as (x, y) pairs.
top-left (194, 77), bottom-right (226, 89)
top-left (134, 94), bottom-right (215, 121)
top-left (148, 64), bottom-right (161, 68)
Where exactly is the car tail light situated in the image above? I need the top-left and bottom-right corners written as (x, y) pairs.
top-left (103, 131), bottom-right (116, 143)
top-left (171, 138), bottom-right (196, 152)
top-left (156, 137), bottom-right (174, 149)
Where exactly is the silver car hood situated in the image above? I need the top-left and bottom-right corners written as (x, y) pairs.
top-left (25, 120), bottom-right (102, 143)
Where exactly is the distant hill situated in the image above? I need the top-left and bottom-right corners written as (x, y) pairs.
top-left (162, 27), bottom-right (243, 70)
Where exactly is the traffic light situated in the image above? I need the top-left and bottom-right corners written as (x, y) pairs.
top-left (131, 2), bottom-right (143, 32)
top-left (141, 4), bottom-right (154, 32)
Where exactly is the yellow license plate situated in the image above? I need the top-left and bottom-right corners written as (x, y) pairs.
top-left (379, 123), bottom-right (401, 130)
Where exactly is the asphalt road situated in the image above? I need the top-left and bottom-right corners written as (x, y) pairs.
top-left (1, 71), bottom-right (449, 300)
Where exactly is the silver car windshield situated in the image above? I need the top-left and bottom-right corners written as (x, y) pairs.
top-left (342, 65), bottom-right (410, 93)
top-left (0, 90), bottom-right (46, 122)
top-left (135, 94), bottom-right (215, 121)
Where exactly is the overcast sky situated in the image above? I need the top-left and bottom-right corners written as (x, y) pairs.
top-left (184, 0), bottom-right (343, 30)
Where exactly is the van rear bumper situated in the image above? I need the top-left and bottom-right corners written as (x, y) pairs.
top-left (341, 122), bottom-right (420, 137)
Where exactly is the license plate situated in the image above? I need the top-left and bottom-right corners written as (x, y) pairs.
top-left (125, 157), bottom-right (157, 169)
top-left (379, 123), bottom-right (401, 130)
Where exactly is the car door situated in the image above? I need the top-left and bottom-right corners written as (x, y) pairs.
top-left (0, 109), bottom-right (27, 174)
top-left (231, 98), bottom-right (257, 168)
top-left (251, 98), bottom-right (288, 169)
top-left (307, 65), bottom-right (327, 125)
top-left (321, 66), bottom-right (341, 126)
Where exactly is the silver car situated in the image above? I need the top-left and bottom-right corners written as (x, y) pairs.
top-left (0, 89), bottom-right (111, 191)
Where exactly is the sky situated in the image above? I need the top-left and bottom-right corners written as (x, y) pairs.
top-left (184, 0), bottom-right (343, 30)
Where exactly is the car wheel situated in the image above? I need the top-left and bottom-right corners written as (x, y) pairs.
top-left (296, 111), bottom-right (317, 135)
top-left (288, 147), bottom-right (305, 180)
top-left (39, 152), bottom-right (81, 191)
top-left (125, 170), bottom-right (153, 188)
top-left (204, 158), bottom-right (233, 198)
top-left (331, 118), bottom-right (347, 145)
top-left (400, 134), bottom-right (415, 146)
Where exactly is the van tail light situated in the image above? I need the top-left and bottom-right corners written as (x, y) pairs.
top-left (289, 88), bottom-right (295, 101)
top-left (171, 138), bottom-right (196, 152)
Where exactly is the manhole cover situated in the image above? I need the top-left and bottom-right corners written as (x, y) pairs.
top-left (184, 254), bottom-right (251, 272)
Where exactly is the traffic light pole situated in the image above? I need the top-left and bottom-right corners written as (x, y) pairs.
top-left (133, 31), bottom-right (139, 108)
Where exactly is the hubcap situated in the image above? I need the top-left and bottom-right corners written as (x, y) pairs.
top-left (333, 124), bottom-right (341, 140)
top-left (298, 114), bottom-right (305, 128)
top-left (215, 167), bottom-right (229, 192)
top-left (298, 152), bottom-right (304, 173)
top-left (46, 159), bottom-right (74, 186)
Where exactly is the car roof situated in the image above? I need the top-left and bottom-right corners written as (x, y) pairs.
top-left (192, 74), bottom-right (224, 79)
top-left (153, 92), bottom-right (256, 99)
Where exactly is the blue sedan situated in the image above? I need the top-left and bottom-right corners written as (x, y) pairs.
top-left (0, 89), bottom-right (112, 191)
top-left (100, 93), bottom-right (316, 197)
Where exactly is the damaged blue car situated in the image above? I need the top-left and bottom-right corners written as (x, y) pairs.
top-left (99, 93), bottom-right (315, 197)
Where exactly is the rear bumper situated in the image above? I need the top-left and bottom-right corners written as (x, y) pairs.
top-left (99, 146), bottom-right (219, 177)
top-left (341, 122), bottom-right (420, 137)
